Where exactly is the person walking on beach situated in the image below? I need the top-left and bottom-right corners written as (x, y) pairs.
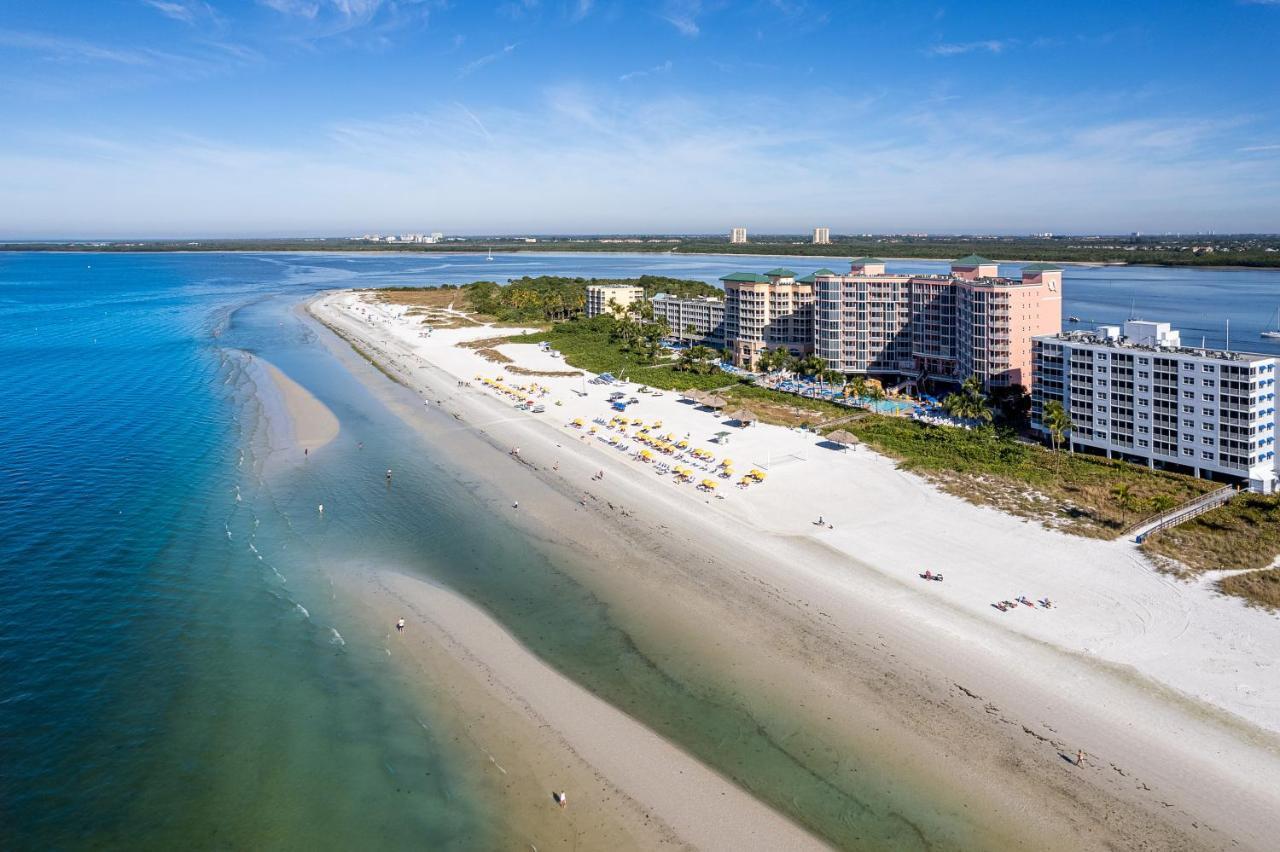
top-left (1075, 749), bottom-right (1085, 767)
top-left (554, 791), bottom-right (567, 809)
top-left (396, 618), bottom-right (405, 634)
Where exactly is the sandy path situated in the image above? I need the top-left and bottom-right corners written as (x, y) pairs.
top-left (309, 290), bottom-right (1280, 850)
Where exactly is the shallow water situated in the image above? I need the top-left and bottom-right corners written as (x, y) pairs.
top-left (3, 251), bottom-right (1279, 850)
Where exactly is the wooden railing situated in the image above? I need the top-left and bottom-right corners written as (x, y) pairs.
top-left (1132, 485), bottom-right (1238, 543)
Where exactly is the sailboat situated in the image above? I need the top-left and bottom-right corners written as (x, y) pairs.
top-left (486, 247), bottom-right (494, 261)
top-left (1263, 306), bottom-right (1280, 339)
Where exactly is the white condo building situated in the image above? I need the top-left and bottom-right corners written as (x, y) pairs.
top-left (1032, 320), bottom-right (1279, 492)
top-left (650, 293), bottom-right (726, 346)
top-left (812, 227), bottom-right (830, 245)
top-left (730, 227), bottom-right (748, 244)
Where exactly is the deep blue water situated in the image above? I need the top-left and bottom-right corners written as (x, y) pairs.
top-left (2, 250), bottom-right (1279, 850)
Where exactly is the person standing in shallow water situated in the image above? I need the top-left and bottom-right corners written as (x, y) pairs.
top-left (396, 618), bottom-right (405, 634)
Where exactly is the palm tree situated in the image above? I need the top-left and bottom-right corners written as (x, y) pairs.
top-left (849, 376), bottom-right (867, 401)
top-left (944, 375), bottom-right (992, 424)
top-left (1041, 399), bottom-right (1074, 458)
top-left (1111, 483), bottom-right (1138, 528)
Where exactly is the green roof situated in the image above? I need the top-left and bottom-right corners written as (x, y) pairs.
top-left (719, 272), bottom-right (770, 283)
top-left (1020, 262), bottom-right (1063, 272)
top-left (952, 254), bottom-right (995, 266)
top-left (849, 257), bottom-right (884, 265)
top-left (797, 268), bottom-right (839, 284)
top-left (795, 273), bottom-right (815, 284)
top-left (764, 267), bottom-right (798, 277)
top-left (813, 267), bottom-right (838, 276)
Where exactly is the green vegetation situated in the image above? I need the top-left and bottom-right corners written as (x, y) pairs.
top-left (1219, 569), bottom-right (1280, 611)
top-left (1144, 493), bottom-right (1280, 572)
top-left (506, 315), bottom-right (734, 391)
top-left (1143, 493), bottom-right (1280, 610)
top-left (11, 234), bottom-right (1280, 267)
top-left (381, 275), bottom-right (719, 324)
top-left (841, 416), bottom-right (1216, 538)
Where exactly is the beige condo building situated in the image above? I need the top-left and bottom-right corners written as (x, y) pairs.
top-left (585, 284), bottom-right (645, 318)
top-left (720, 268), bottom-right (814, 368)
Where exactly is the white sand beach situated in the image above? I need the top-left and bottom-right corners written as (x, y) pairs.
top-left (309, 289), bottom-right (1280, 850)
top-left (254, 357), bottom-right (340, 453)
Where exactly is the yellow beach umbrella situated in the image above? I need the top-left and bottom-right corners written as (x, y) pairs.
top-left (721, 458), bottom-right (733, 467)
top-left (701, 479), bottom-right (717, 489)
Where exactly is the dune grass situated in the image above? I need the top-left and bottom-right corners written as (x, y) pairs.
top-left (842, 417), bottom-right (1216, 538)
top-left (1141, 494), bottom-right (1280, 610)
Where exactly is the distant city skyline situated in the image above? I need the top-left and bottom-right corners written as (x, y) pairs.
top-left (2, 0), bottom-right (1279, 237)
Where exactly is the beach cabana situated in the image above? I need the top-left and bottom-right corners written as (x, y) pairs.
top-left (682, 388), bottom-right (707, 403)
top-left (824, 429), bottom-right (861, 451)
top-left (701, 394), bottom-right (728, 410)
top-left (725, 408), bottom-right (758, 426)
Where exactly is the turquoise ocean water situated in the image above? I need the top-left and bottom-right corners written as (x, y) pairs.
top-left (3, 251), bottom-right (1280, 850)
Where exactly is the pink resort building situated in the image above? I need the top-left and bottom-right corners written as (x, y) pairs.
top-left (726, 255), bottom-right (1062, 389)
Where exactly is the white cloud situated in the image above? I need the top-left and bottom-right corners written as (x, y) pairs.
top-left (1240, 143), bottom-right (1280, 152)
top-left (926, 39), bottom-right (1011, 56)
top-left (3, 91), bottom-right (1279, 236)
top-left (457, 42), bottom-right (518, 78)
top-left (619, 59), bottom-right (672, 82)
top-left (661, 0), bottom-right (704, 36)
top-left (142, 1), bottom-right (218, 25)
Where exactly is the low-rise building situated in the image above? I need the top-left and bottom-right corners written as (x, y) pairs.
top-left (650, 293), bottom-right (726, 346)
top-left (585, 284), bottom-right (645, 318)
top-left (1032, 320), bottom-right (1279, 491)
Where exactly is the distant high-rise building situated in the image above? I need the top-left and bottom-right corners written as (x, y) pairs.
top-left (812, 227), bottom-right (830, 245)
top-left (730, 227), bottom-right (748, 244)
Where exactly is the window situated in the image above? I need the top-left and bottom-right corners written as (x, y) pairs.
top-left (1202, 379), bottom-right (1216, 387)
top-left (1183, 362), bottom-right (1195, 371)
top-left (1202, 451), bottom-right (1215, 460)
top-left (1203, 408), bottom-right (1216, 416)
top-left (1203, 423), bottom-right (1214, 431)
top-left (1202, 365), bottom-right (1216, 373)
top-left (1138, 411), bottom-right (1149, 420)
top-left (1183, 448), bottom-right (1194, 457)
top-left (1183, 377), bottom-right (1196, 385)
top-left (1138, 439), bottom-right (1149, 448)
top-left (1183, 405), bottom-right (1195, 413)
top-left (1183, 433), bottom-right (1195, 441)
top-left (1203, 394), bottom-right (1215, 402)
top-left (1138, 370), bottom-right (1150, 378)
top-left (1138, 385), bottom-right (1149, 393)
top-left (1138, 426), bottom-right (1149, 434)
top-left (1183, 419), bottom-right (1194, 427)
top-left (1183, 391), bottom-right (1195, 399)
top-left (1203, 437), bottom-right (1214, 446)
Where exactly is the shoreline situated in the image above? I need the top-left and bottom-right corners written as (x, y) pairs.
top-left (305, 289), bottom-right (1280, 849)
top-left (4, 245), bottom-right (1280, 272)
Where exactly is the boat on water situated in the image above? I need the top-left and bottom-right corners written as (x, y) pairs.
top-left (1262, 306), bottom-right (1280, 339)
top-left (1068, 316), bottom-right (1081, 323)
top-left (486, 247), bottom-right (494, 261)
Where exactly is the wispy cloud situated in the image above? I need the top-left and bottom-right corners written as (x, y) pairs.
top-left (926, 39), bottom-right (1012, 57)
top-left (1240, 143), bottom-right (1280, 152)
top-left (0, 29), bottom-right (155, 65)
top-left (457, 42), bottom-right (518, 78)
top-left (619, 59), bottom-right (672, 83)
top-left (661, 0), bottom-right (704, 37)
top-left (570, 0), bottom-right (594, 21)
top-left (143, 0), bottom-right (221, 26)
top-left (256, 0), bottom-right (437, 41)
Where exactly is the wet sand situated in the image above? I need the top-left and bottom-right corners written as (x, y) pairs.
top-left (306, 292), bottom-right (1280, 850)
top-left (257, 357), bottom-right (340, 452)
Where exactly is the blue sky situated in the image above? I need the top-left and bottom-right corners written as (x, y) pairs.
top-left (2, 0), bottom-right (1279, 237)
